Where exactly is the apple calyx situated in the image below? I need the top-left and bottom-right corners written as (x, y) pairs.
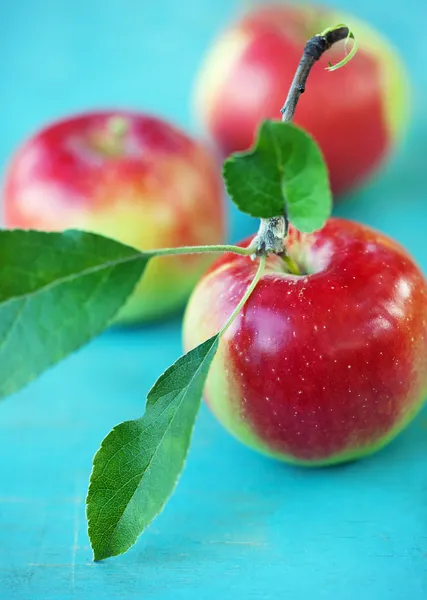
top-left (90, 115), bottom-right (130, 158)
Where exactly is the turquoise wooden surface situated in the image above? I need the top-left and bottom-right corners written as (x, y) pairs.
top-left (1, 1), bottom-right (427, 598)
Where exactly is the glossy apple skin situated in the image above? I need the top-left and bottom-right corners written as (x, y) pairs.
top-left (3, 111), bottom-right (225, 323)
top-left (183, 218), bottom-right (427, 465)
top-left (195, 4), bottom-right (409, 197)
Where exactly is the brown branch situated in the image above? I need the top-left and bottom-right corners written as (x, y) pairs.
top-left (280, 27), bottom-right (350, 123)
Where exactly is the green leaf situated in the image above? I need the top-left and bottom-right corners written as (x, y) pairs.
top-left (86, 335), bottom-right (219, 561)
top-left (320, 24), bottom-right (358, 72)
top-left (223, 120), bottom-right (332, 232)
top-left (0, 229), bottom-right (150, 399)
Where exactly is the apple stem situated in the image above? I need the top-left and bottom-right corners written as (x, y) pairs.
top-left (253, 25), bottom-right (353, 268)
top-left (251, 217), bottom-right (286, 257)
top-left (282, 254), bottom-right (301, 276)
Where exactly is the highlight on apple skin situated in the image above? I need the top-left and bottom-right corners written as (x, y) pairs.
top-left (3, 110), bottom-right (226, 323)
top-left (183, 218), bottom-right (427, 465)
top-left (194, 4), bottom-right (410, 197)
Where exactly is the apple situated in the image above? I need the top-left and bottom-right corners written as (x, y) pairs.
top-left (194, 4), bottom-right (409, 197)
top-left (183, 218), bottom-right (427, 465)
top-left (2, 110), bottom-right (225, 323)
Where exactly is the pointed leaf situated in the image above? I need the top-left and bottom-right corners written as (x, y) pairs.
top-left (223, 120), bottom-right (332, 232)
top-left (0, 229), bottom-right (150, 399)
top-left (87, 335), bottom-right (219, 561)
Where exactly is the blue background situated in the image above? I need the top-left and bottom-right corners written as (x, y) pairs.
top-left (1, 1), bottom-right (427, 598)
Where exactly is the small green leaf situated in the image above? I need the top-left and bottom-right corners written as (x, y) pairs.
top-left (86, 335), bottom-right (219, 561)
top-left (320, 24), bottom-right (358, 72)
top-left (0, 229), bottom-right (150, 399)
top-left (223, 120), bottom-right (332, 232)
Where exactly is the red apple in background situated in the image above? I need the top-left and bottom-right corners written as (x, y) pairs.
top-left (3, 111), bottom-right (225, 323)
top-left (194, 4), bottom-right (409, 197)
top-left (183, 218), bottom-right (427, 465)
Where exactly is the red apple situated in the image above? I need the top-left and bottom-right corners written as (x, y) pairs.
top-left (183, 218), bottom-right (427, 465)
top-left (194, 4), bottom-right (409, 197)
top-left (3, 110), bottom-right (225, 323)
